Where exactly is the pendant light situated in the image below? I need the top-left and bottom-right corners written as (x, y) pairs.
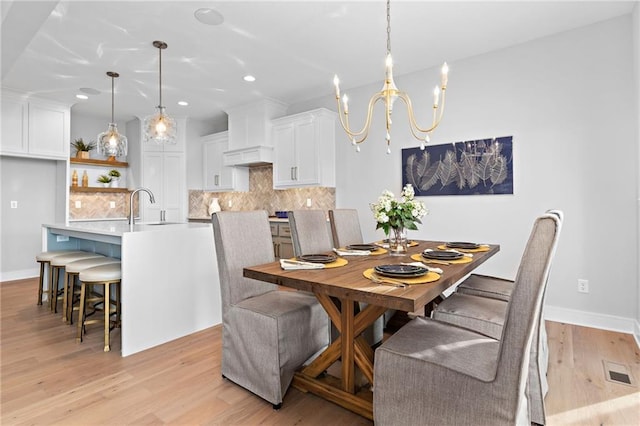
top-left (143, 40), bottom-right (177, 144)
top-left (97, 71), bottom-right (128, 160)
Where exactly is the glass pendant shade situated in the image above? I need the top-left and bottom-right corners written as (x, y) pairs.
top-left (97, 71), bottom-right (127, 159)
top-left (144, 40), bottom-right (177, 144)
top-left (97, 123), bottom-right (128, 157)
top-left (143, 106), bottom-right (177, 144)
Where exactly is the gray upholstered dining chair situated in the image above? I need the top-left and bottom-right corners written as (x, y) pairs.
top-left (287, 209), bottom-right (333, 256)
top-left (328, 208), bottom-right (395, 340)
top-left (433, 209), bottom-right (563, 425)
top-left (211, 210), bottom-right (329, 409)
top-left (288, 209), bottom-right (384, 347)
top-left (328, 208), bottom-right (364, 248)
top-left (373, 212), bottom-right (562, 425)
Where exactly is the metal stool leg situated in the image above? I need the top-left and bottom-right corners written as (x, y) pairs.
top-left (104, 282), bottom-right (110, 352)
top-left (37, 261), bottom-right (46, 305)
top-left (76, 282), bottom-right (87, 343)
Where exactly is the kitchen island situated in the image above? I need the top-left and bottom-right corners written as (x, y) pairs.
top-left (43, 221), bottom-right (221, 356)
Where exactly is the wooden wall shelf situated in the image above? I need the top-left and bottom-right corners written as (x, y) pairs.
top-left (70, 158), bottom-right (129, 167)
top-left (70, 186), bottom-right (130, 193)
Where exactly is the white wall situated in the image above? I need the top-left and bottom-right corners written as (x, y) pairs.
top-left (293, 15), bottom-right (639, 333)
top-left (632, 3), bottom-right (640, 336)
top-left (70, 112), bottom-right (108, 147)
top-left (0, 157), bottom-right (63, 280)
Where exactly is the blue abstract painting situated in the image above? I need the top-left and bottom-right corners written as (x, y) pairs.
top-left (402, 136), bottom-right (513, 196)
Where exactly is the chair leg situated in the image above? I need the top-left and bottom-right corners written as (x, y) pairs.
top-left (272, 403), bottom-right (282, 410)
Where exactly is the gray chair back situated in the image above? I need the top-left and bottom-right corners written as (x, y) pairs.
top-left (288, 210), bottom-right (333, 256)
top-left (211, 210), bottom-right (277, 310)
top-left (496, 212), bottom-right (562, 415)
top-left (329, 209), bottom-right (364, 248)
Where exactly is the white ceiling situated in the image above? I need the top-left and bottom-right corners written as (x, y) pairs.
top-left (1, 1), bottom-right (636, 124)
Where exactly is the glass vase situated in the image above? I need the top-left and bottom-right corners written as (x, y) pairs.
top-left (388, 226), bottom-right (408, 256)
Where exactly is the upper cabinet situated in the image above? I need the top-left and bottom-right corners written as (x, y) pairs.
top-left (223, 99), bottom-right (288, 166)
top-left (0, 90), bottom-right (70, 160)
top-left (202, 131), bottom-right (249, 191)
top-left (272, 108), bottom-right (336, 189)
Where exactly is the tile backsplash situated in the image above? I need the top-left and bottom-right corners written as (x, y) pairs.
top-left (189, 165), bottom-right (335, 218)
top-left (69, 191), bottom-right (138, 220)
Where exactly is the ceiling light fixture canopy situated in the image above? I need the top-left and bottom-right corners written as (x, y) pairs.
top-left (333, 0), bottom-right (449, 154)
top-left (144, 40), bottom-right (177, 145)
top-left (97, 71), bottom-right (128, 160)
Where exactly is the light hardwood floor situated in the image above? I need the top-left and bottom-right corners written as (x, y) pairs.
top-left (1, 278), bottom-right (638, 425)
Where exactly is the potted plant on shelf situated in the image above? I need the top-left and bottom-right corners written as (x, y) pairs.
top-left (70, 138), bottom-right (96, 159)
top-left (97, 174), bottom-right (112, 187)
top-left (108, 169), bottom-right (121, 187)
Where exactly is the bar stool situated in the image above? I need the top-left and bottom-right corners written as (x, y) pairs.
top-left (63, 257), bottom-right (121, 324)
top-left (35, 250), bottom-right (86, 306)
top-left (49, 252), bottom-right (104, 313)
top-left (77, 263), bottom-right (122, 352)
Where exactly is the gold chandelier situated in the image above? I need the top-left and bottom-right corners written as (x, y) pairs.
top-left (333, 0), bottom-right (449, 154)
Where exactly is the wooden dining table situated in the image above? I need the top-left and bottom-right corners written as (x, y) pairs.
top-left (243, 240), bottom-right (500, 420)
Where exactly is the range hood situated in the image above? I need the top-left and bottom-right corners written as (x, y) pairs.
top-left (222, 99), bottom-right (288, 167)
top-left (223, 145), bottom-right (273, 167)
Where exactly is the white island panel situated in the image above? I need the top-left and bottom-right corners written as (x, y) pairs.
top-left (43, 221), bottom-right (221, 357)
top-left (121, 226), bottom-right (220, 356)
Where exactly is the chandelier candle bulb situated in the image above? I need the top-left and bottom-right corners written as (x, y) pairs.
top-left (333, 75), bottom-right (340, 97)
top-left (433, 86), bottom-right (440, 108)
top-left (441, 62), bottom-right (449, 88)
top-left (342, 94), bottom-right (349, 113)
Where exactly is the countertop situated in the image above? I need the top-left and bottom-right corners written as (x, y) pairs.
top-left (188, 216), bottom-right (289, 223)
top-left (44, 220), bottom-right (211, 238)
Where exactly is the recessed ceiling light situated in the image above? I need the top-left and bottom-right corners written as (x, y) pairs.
top-left (194, 8), bottom-right (224, 26)
top-left (80, 87), bottom-right (100, 95)
top-left (178, 101), bottom-right (189, 106)
top-left (243, 75), bottom-right (256, 82)
top-left (75, 94), bottom-right (89, 100)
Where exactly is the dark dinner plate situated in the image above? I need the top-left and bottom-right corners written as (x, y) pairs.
top-left (374, 264), bottom-right (428, 278)
top-left (445, 241), bottom-right (480, 250)
top-left (422, 250), bottom-right (464, 260)
top-left (347, 244), bottom-right (378, 251)
top-left (297, 254), bottom-right (337, 264)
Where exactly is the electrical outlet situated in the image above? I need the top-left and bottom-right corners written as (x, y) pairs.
top-left (578, 279), bottom-right (589, 293)
top-left (10, 201), bottom-right (17, 209)
top-left (56, 235), bottom-right (69, 242)
top-left (109, 201), bottom-right (116, 209)
top-left (75, 200), bottom-right (82, 209)
top-left (306, 198), bottom-right (312, 207)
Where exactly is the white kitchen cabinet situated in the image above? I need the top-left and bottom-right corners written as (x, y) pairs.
top-left (141, 151), bottom-right (186, 222)
top-left (272, 108), bottom-right (336, 189)
top-left (1, 90), bottom-right (70, 159)
top-left (202, 131), bottom-right (248, 191)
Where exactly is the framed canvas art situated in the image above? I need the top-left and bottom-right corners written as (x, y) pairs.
top-left (402, 136), bottom-right (513, 196)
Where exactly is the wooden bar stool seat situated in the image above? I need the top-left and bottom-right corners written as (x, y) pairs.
top-left (35, 250), bottom-right (87, 306)
top-left (77, 263), bottom-right (122, 352)
top-left (50, 252), bottom-right (104, 313)
top-left (63, 257), bottom-right (121, 324)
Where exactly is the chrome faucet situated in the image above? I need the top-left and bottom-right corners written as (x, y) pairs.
top-left (129, 187), bottom-right (156, 226)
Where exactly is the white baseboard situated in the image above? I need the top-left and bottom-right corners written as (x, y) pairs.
top-left (545, 304), bottom-right (640, 348)
top-left (0, 268), bottom-right (39, 283)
